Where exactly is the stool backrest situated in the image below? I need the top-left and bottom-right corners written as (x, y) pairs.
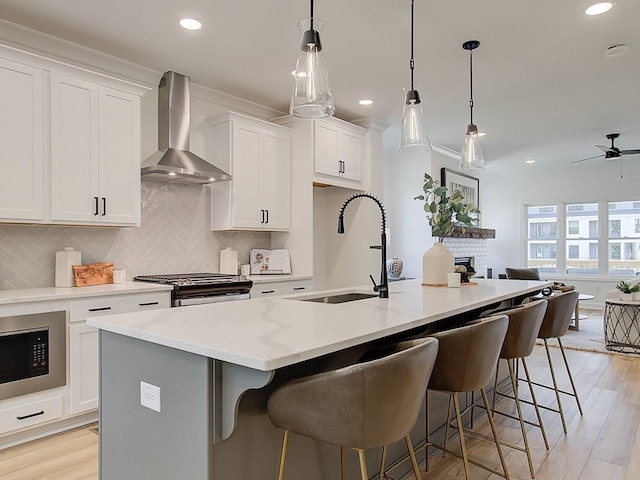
top-left (538, 290), bottom-right (579, 339)
top-left (427, 315), bottom-right (508, 393)
top-left (267, 337), bottom-right (439, 449)
top-left (498, 299), bottom-right (548, 359)
top-left (505, 267), bottom-right (541, 280)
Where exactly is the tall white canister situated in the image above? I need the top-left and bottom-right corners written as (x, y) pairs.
top-left (220, 247), bottom-right (238, 275)
top-left (55, 247), bottom-right (82, 287)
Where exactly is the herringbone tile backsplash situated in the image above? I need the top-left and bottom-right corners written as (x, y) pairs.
top-left (0, 181), bottom-right (270, 289)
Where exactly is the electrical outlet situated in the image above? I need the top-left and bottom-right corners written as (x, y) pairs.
top-left (140, 381), bottom-right (161, 412)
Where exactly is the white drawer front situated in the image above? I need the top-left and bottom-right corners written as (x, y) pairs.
top-left (69, 292), bottom-right (170, 323)
top-left (0, 395), bottom-right (63, 435)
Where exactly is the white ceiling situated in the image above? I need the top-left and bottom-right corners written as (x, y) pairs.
top-left (1, 0), bottom-right (639, 172)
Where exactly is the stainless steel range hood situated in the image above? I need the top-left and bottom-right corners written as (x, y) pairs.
top-left (141, 71), bottom-right (231, 184)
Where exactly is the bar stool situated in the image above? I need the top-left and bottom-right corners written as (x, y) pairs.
top-left (424, 315), bottom-right (510, 480)
top-left (267, 337), bottom-right (439, 480)
top-left (487, 299), bottom-right (549, 478)
top-left (522, 290), bottom-right (582, 434)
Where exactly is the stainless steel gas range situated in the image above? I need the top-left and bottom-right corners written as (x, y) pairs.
top-left (133, 273), bottom-right (253, 307)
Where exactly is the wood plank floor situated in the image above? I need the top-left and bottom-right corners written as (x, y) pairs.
top-left (1, 344), bottom-right (639, 479)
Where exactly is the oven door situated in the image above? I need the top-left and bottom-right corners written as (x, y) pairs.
top-left (0, 311), bottom-right (66, 401)
top-left (176, 292), bottom-right (251, 307)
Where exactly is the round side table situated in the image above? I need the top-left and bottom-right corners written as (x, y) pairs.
top-left (604, 299), bottom-right (640, 354)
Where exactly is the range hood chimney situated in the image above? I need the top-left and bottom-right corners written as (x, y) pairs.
top-left (141, 71), bottom-right (231, 184)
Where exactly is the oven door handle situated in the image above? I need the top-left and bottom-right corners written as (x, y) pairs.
top-left (176, 293), bottom-right (251, 306)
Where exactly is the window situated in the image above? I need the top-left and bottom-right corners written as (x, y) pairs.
top-left (568, 221), bottom-right (579, 235)
top-left (525, 201), bottom-right (640, 277)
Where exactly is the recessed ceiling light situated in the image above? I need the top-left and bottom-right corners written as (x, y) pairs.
top-left (358, 99), bottom-right (373, 106)
top-left (525, 159), bottom-right (536, 164)
top-left (604, 44), bottom-right (630, 58)
top-left (179, 18), bottom-right (202, 30)
top-left (585, 2), bottom-right (614, 15)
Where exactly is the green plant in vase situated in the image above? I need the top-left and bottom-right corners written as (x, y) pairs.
top-left (616, 280), bottom-right (640, 301)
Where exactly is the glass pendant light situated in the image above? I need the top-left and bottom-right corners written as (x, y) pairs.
top-left (460, 40), bottom-right (485, 170)
top-left (290, 0), bottom-right (335, 119)
top-left (399, 0), bottom-right (432, 153)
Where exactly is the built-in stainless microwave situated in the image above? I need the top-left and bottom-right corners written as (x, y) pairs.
top-left (0, 311), bottom-right (66, 401)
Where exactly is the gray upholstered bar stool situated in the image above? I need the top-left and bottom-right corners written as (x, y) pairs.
top-left (523, 290), bottom-right (582, 434)
top-left (423, 315), bottom-right (510, 480)
top-left (487, 299), bottom-right (549, 479)
top-left (267, 338), bottom-right (439, 480)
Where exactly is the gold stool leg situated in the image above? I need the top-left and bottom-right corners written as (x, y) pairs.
top-left (405, 434), bottom-right (422, 480)
top-left (480, 387), bottom-right (510, 480)
top-left (544, 339), bottom-right (567, 433)
top-left (521, 358), bottom-right (549, 450)
top-left (425, 391), bottom-right (430, 472)
top-left (558, 338), bottom-right (583, 415)
top-left (453, 393), bottom-right (472, 480)
top-left (341, 447), bottom-right (347, 480)
top-left (357, 449), bottom-right (368, 480)
top-left (508, 359), bottom-right (535, 478)
top-left (443, 394), bottom-right (454, 457)
top-left (379, 445), bottom-right (387, 479)
top-left (277, 430), bottom-right (289, 480)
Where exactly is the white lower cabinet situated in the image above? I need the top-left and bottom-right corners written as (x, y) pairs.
top-left (68, 291), bottom-right (170, 415)
top-left (251, 279), bottom-right (312, 298)
top-left (0, 395), bottom-right (63, 436)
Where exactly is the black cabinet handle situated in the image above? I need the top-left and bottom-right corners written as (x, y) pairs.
top-left (88, 307), bottom-right (112, 312)
top-left (138, 302), bottom-right (159, 307)
top-left (265, 209), bottom-right (269, 224)
top-left (260, 209), bottom-right (265, 224)
top-left (17, 410), bottom-right (45, 421)
top-left (102, 197), bottom-right (107, 216)
top-left (293, 287), bottom-right (306, 291)
top-left (94, 197), bottom-right (99, 215)
top-left (261, 290), bottom-right (275, 294)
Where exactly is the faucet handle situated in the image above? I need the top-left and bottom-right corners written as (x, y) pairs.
top-left (369, 274), bottom-right (380, 292)
top-left (369, 245), bottom-right (382, 250)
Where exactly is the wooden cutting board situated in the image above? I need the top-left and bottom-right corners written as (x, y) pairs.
top-left (73, 262), bottom-right (114, 286)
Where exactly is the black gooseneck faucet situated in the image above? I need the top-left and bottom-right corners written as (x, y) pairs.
top-left (337, 193), bottom-right (388, 298)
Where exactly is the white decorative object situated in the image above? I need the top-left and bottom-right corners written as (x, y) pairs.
top-left (113, 269), bottom-right (126, 284)
top-left (422, 242), bottom-right (454, 286)
top-left (220, 247), bottom-right (238, 274)
top-left (447, 272), bottom-right (461, 288)
top-left (620, 292), bottom-right (634, 301)
top-left (634, 291), bottom-right (640, 301)
top-left (55, 247), bottom-right (82, 287)
top-left (386, 258), bottom-right (403, 278)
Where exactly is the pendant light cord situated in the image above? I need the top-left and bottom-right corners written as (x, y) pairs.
top-left (410, 0), bottom-right (415, 90)
top-left (469, 48), bottom-right (474, 125)
top-left (310, 0), bottom-right (314, 30)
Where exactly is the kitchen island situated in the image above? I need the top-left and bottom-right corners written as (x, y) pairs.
top-left (88, 278), bottom-right (548, 480)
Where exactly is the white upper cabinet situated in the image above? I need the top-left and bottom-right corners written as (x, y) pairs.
top-left (209, 112), bottom-right (291, 231)
top-left (314, 118), bottom-right (364, 187)
top-left (0, 45), bottom-right (146, 226)
top-left (50, 74), bottom-right (141, 225)
top-left (0, 57), bottom-right (44, 221)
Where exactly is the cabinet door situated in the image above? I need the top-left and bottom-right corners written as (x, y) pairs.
top-left (50, 73), bottom-right (100, 222)
top-left (69, 323), bottom-right (99, 414)
top-left (231, 123), bottom-right (263, 228)
top-left (338, 129), bottom-right (362, 182)
top-left (314, 122), bottom-right (340, 177)
top-left (0, 58), bottom-right (44, 221)
top-left (261, 130), bottom-right (291, 230)
top-left (98, 87), bottom-right (141, 225)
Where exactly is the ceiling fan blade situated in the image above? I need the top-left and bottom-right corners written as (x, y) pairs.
top-left (572, 154), bottom-right (604, 164)
top-left (621, 149), bottom-right (640, 156)
top-left (596, 144), bottom-right (612, 153)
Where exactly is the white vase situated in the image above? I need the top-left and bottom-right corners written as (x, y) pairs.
top-left (619, 292), bottom-right (634, 301)
top-left (422, 242), bottom-right (454, 286)
top-left (634, 291), bottom-right (640, 301)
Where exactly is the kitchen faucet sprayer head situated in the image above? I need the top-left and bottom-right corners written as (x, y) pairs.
top-left (337, 214), bottom-right (345, 234)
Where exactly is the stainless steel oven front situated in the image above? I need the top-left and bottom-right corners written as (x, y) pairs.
top-left (0, 311), bottom-right (66, 401)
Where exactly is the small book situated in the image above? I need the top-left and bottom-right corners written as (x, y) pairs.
top-left (250, 249), bottom-right (291, 275)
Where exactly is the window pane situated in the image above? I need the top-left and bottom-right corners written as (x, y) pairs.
top-left (608, 201), bottom-right (640, 276)
top-left (565, 203), bottom-right (598, 275)
top-left (527, 205), bottom-right (557, 273)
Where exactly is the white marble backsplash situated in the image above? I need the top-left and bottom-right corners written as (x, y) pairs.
top-left (0, 181), bottom-right (270, 289)
top-left (443, 238), bottom-right (488, 278)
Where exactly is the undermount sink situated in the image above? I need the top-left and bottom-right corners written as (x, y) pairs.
top-left (299, 292), bottom-right (379, 304)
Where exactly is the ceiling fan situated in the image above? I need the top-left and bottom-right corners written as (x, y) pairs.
top-left (572, 133), bottom-right (640, 163)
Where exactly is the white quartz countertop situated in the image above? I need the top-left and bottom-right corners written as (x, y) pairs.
top-left (248, 274), bottom-right (312, 284)
top-left (0, 282), bottom-right (174, 305)
top-left (88, 279), bottom-right (549, 371)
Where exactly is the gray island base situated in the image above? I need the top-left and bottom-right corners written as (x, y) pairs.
top-left (92, 279), bottom-right (549, 479)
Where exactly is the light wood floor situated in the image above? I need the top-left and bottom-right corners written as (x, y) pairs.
top-left (1, 345), bottom-right (639, 480)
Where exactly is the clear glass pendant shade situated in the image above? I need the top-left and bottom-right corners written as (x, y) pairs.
top-left (460, 124), bottom-right (485, 170)
top-left (399, 85), bottom-right (432, 153)
top-left (290, 18), bottom-right (335, 119)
